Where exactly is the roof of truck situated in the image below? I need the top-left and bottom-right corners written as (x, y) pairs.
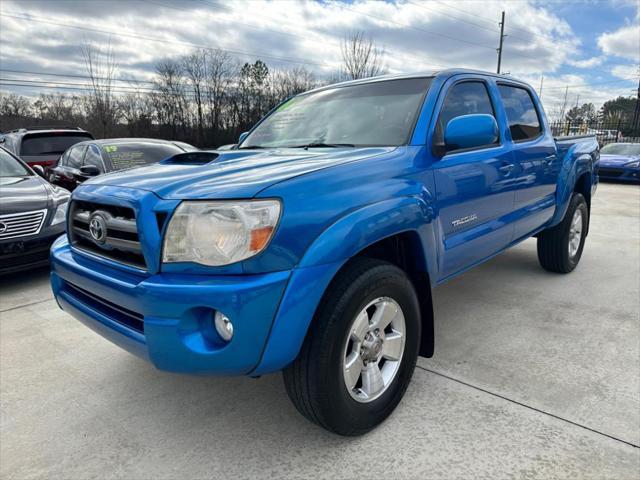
top-left (306, 69), bottom-right (531, 95)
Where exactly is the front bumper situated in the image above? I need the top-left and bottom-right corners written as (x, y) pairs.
top-left (50, 236), bottom-right (291, 375)
top-left (598, 166), bottom-right (640, 183)
top-left (0, 225), bottom-right (64, 274)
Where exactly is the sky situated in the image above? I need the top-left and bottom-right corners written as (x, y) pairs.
top-left (0, 0), bottom-right (638, 114)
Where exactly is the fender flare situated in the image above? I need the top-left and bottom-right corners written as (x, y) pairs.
top-left (251, 195), bottom-right (436, 375)
top-left (549, 148), bottom-right (594, 228)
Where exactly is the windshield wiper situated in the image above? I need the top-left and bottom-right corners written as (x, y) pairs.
top-left (238, 145), bottom-right (268, 149)
top-left (291, 142), bottom-right (356, 149)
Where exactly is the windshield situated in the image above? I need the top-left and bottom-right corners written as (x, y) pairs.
top-left (100, 142), bottom-right (184, 170)
top-left (21, 133), bottom-right (93, 156)
top-left (240, 78), bottom-right (432, 149)
top-left (0, 148), bottom-right (31, 177)
top-left (600, 143), bottom-right (640, 156)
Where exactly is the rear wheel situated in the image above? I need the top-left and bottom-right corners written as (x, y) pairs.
top-left (537, 193), bottom-right (588, 273)
top-left (283, 258), bottom-right (420, 435)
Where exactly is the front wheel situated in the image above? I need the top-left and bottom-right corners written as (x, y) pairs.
top-left (537, 193), bottom-right (589, 273)
top-left (283, 258), bottom-right (421, 436)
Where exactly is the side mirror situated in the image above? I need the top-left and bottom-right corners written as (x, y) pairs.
top-left (32, 165), bottom-right (45, 178)
top-left (444, 114), bottom-right (498, 152)
top-left (238, 131), bottom-right (249, 144)
top-left (79, 165), bottom-right (100, 177)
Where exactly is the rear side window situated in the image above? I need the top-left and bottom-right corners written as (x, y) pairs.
top-left (497, 85), bottom-right (542, 142)
top-left (100, 143), bottom-right (182, 171)
top-left (67, 146), bottom-right (86, 168)
top-left (434, 81), bottom-right (498, 153)
top-left (20, 133), bottom-right (93, 156)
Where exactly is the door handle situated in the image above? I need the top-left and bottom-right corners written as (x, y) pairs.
top-left (543, 155), bottom-right (556, 165)
top-left (499, 163), bottom-right (514, 176)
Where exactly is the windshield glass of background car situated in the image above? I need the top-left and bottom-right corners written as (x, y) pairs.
top-left (0, 149), bottom-right (31, 177)
top-left (100, 143), bottom-right (183, 170)
top-left (241, 78), bottom-right (432, 148)
top-left (600, 144), bottom-right (640, 156)
top-left (21, 134), bottom-right (92, 156)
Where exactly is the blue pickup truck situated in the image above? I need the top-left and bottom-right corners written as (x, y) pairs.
top-left (50, 69), bottom-right (598, 435)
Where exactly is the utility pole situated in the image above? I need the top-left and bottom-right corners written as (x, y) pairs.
top-left (560, 85), bottom-right (569, 120)
top-left (496, 11), bottom-right (506, 74)
top-left (632, 77), bottom-right (640, 131)
top-left (539, 76), bottom-right (544, 99)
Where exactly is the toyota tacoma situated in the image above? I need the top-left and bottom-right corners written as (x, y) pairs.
top-left (50, 70), bottom-right (599, 435)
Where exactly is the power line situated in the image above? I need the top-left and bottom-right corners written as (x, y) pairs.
top-left (429, 0), bottom-right (634, 68)
top-left (140, 0), bottom-right (343, 49)
top-left (0, 69), bottom-right (155, 85)
top-left (542, 76), bottom-right (639, 90)
top-left (0, 12), bottom-right (340, 69)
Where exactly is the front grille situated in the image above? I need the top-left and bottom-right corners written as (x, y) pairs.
top-left (599, 167), bottom-right (624, 178)
top-left (63, 281), bottom-right (144, 334)
top-left (69, 200), bottom-right (146, 270)
top-left (0, 209), bottom-right (47, 240)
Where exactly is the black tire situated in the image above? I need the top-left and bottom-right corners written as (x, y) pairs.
top-left (537, 193), bottom-right (589, 273)
top-left (283, 257), bottom-right (421, 436)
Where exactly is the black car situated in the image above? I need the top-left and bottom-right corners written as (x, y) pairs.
top-left (47, 138), bottom-right (197, 191)
top-left (0, 126), bottom-right (94, 168)
top-left (0, 147), bottom-right (70, 274)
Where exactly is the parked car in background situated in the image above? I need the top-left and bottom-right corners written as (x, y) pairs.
top-left (47, 138), bottom-right (197, 191)
top-left (597, 142), bottom-right (640, 183)
top-left (0, 147), bottom-right (69, 274)
top-left (0, 126), bottom-right (94, 168)
top-left (50, 69), bottom-right (598, 435)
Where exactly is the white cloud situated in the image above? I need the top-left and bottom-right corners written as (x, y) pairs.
top-left (612, 63), bottom-right (640, 79)
top-left (597, 21), bottom-right (640, 61)
top-left (568, 56), bottom-right (606, 68)
top-left (0, 0), bottom-right (636, 109)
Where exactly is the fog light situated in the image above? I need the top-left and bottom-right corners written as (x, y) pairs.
top-left (214, 311), bottom-right (234, 342)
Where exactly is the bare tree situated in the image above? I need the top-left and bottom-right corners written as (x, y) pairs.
top-left (0, 93), bottom-right (31, 118)
top-left (153, 59), bottom-right (189, 139)
top-left (81, 40), bottom-right (119, 137)
top-left (340, 31), bottom-right (386, 80)
top-left (204, 49), bottom-right (235, 143)
top-left (182, 49), bottom-right (207, 144)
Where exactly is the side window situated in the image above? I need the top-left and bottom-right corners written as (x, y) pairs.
top-left (67, 146), bottom-right (86, 169)
top-left (497, 85), bottom-right (542, 142)
top-left (83, 144), bottom-right (104, 172)
top-left (59, 150), bottom-right (70, 166)
top-left (434, 81), bottom-right (498, 153)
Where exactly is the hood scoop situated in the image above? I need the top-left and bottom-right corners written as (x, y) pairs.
top-left (160, 152), bottom-right (219, 165)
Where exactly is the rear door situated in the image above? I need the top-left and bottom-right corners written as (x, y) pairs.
top-left (431, 77), bottom-right (517, 280)
top-left (496, 84), bottom-right (558, 239)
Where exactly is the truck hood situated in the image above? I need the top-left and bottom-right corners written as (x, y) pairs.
top-left (83, 147), bottom-right (396, 199)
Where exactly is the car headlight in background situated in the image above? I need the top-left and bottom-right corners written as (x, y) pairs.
top-left (51, 201), bottom-right (69, 226)
top-left (163, 200), bottom-right (281, 266)
top-left (626, 160), bottom-right (640, 168)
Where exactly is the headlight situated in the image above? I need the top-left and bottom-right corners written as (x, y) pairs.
top-left (51, 201), bottom-right (68, 226)
top-left (163, 200), bottom-right (281, 266)
top-left (626, 160), bottom-right (640, 168)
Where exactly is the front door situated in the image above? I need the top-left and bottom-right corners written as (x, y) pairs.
top-left (431, 79), bottom-right (517, 280)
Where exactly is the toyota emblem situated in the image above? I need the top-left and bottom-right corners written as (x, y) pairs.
top-left (88, 214), bottom-right (107, 244)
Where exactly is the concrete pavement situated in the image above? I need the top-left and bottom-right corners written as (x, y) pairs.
top-left (1, 182), bottom-right (639, 479)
